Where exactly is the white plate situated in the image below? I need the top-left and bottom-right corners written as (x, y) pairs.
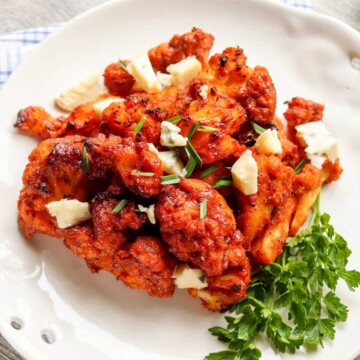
top-left (0, 0), bottom-right (359, 359)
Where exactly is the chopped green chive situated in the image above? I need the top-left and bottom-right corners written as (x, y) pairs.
top-left (187, 122), bottom-right (200, 140)
top-left (160, 174), bottom-right (181, 185)
top-left (200, 165), bottom-right (218, 179)
top-left (198, 126), bottom-right (219, 133)
top-left (213, 176), bottom-right (233, 189)
top-left (131, 171), bottom-right (155, 177)
top-left (82, 145), bottom-right (91, 174)
top-left (184, 157), bottom-right (197, 178)
top-left (167, 115), bottom-right (181, 124)
top-left (119, 59), bottom-right (128, 70)
top-left (294, 159), bottom-right (309, 174)
top-left (134, 115), bottom-right (146, 134)
top-left (252, 122), bottom-right (266, 135)
top-left (186, 141), bottom-right (202, 165)
top-left (111, 199), bottom-right (128, 214)
top-left (200, 199), bottom-right (207, 220)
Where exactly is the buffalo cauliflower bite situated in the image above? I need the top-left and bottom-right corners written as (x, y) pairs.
top-left (207, 47), bottom-right (277, 125)
top-left (18, 136), bottom-right (88, 237)
top-left (148, 27), bottom-right (214, 72)
top-left (64, 223), bottom-right (176, 297)
top-left (189, 258), bottom-right (251, 311)
top-left (83, 134), bottom-right (163, 198)
top-left (91, 193), bottom-right (147, 255)
top-left (156, 178), bottom-right (248, 276)
top-left (14, 106), bottom-right (66, 139)
top-left (103, 61), bottom-right (136, 97)
top-left (236, 154), bottom-right (295, 263)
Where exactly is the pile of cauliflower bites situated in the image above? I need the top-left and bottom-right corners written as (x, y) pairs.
top-left (15, 28), bottom-right (342, 311)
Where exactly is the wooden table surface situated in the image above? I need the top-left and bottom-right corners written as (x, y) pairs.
top-left (0, 0), bottom-right (359, 359)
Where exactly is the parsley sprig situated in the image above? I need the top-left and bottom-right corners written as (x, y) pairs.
top-left (206, 196), bottom-right (360, 360)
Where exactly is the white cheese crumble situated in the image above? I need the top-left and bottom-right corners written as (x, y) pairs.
top-left (295, 121), bottom-right (338, 163)
top-left (199, 84), bottom-right (209, 101)
top-left (45, 199), bottom-right (91, 229)
top-left (255, 129), bottom-right (282, 155)
top-left (156, 72), bottom-right (173, 88)
top-left (166, 56), bottom-right (202, 88)
top-left (55, 73), bottom-right (101, 112)
top-left (160, 121), bottom-right (188, 147)
top-left (308, 154), bottom-right (327, 169)
top-left (231, 150), bottom-right (258, 195)
top-left (126, 52), bottom-right (162, 93)
top-left (148, 143), bottom-right (185, 177)
top-left (159, 151), bottom-right (186, 176)
top-left (138, 204), bottom-right (156, 224)
top-left (93, 97), bottom-right (124, 119)
top-left (172, 264), bottom-right (208, 289)
top-left (148, 143), bottom-right (159, 154)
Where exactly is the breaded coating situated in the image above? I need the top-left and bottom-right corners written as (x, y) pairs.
top-left (64, 224), bottom-right (176, 297)
top-left (103, 61), bottom-right (135, 97)
top-left (284, 97), bottom-right (324, 129)
top-left (14, 106), bottom-right (66, 139)
top-left (178, 95), bottom-right (247, 164)
top-left (115, 236), bottom-right (177, 297)
top-left (91, 193), bottom-right (147, 255)
top-left (102, 96), bottom-right (161, 144)
top-left (249, 194), bottom-right (297, 265)
top-left (238, 66), bottom-right (277, 125)
top-left (208, 47), bottom-right (251, 85)
top-left (59, 101), bottom-right (102, 137)
top-left (189, 258), bottom-right (251, 311)
top-left (284, 97), bottom-right (324, 142)
top-left (236, 154), bottom-right (294, 251)
top-left (156, 179), bottom-right (247, 276)
top-left (208, 48), bottom-right (276, 125)
top-left (148, 27), bottom-right (214, 72)
top-left (81, 134), bottom-right (163, 198)
top-left (114, 139), bottom-right (163, 198)
top-left (322, 158), bottom-right (342, 184)
top-left (18, 136), bottom-right (88, 237)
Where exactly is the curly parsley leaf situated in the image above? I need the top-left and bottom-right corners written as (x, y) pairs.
top-left (206, 196), bottom-right (360, 359)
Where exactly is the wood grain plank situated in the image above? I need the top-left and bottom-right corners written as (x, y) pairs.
top-left (0, 334), bottom-right (24, 360)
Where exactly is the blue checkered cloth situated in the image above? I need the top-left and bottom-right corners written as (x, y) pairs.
top-left (0, 24), bottom-right (62, 87)
top-left (0, 0), bottom-right (311, 89)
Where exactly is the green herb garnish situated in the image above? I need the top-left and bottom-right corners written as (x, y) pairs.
top-left (252, 122), bottom-right (266, 135)
top-left (200, 199), bottom-right (207, 220)
top-left (160, 174), bottom-right (181, 185)
top-left (200, 165), bottom-right (218, 179)
top-left (198, 126), bottom-right (219, 133)
top-left (111, 199), bottom-right (128, 214)
top-left (131, 171), bottom-right (155, 177)
top-left (184, 157), bottom-right (197, 178)
top-left (294, 159), bottom-right (309, 174)
top-left (206, 196), bottom-right (360, 360)
top-left (167, 115), bottom-right (181, 124)
top-left (82, 145), bottom-right (91, 174)
top-left (186, 141), bottom-right (202, 165)
top-left (134, 115), bottom-right (146, 134)
top-left (187, 122), bottom-right (200, 140)
top-left (213, 176), bottom-right (233, 189)
top-left (119, 59), bottom-right (128, 70)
